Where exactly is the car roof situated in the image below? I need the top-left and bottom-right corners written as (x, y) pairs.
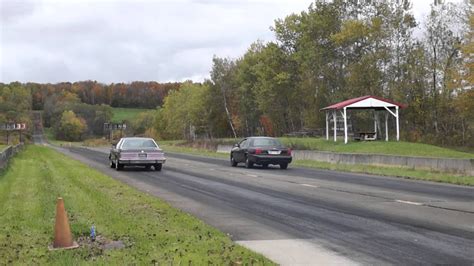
top-left (121, 137), bottom-right (154, 140)
top-left (247, 136), bottom-right (276, 139)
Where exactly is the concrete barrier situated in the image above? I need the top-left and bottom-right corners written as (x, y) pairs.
top-left (216, 145), bottom-right (233, 154)
top-left (291, 150), bottom-right (474, 176)
top-left (216, 144), bottom-right (474, 175)
top-left (0, 144), bottom-right (24, 169)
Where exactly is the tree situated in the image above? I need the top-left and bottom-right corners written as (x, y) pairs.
top-left (210, 57), bottom-right (239, 138)
top-left (57, 110), bottom-right (87, 141)
top-left (0, 83), bottom-right (32, 124)
top-left (157, 82), bottom-right (212, 140)
top-left (424, 2), bottom-right (464, 135)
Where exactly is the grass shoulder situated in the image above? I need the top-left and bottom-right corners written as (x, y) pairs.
top-left (292, 160), bottom-right (474, 186)
top-left (160, 144), bottom-right (228, 159)
top-left (44, 128), bottom-right (110, 148)
top-left (0, 145), bottom-right (271, 264)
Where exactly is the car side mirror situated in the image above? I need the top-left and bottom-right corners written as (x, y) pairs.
top-left (233, 143), bottom-right (239, 148)
top-left (112, 144), bottom-right (116, 148)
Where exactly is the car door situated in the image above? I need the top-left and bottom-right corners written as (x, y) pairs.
top-left (233, 139), bottom-right (247, 162)
top-left (111, 139), bottom-right (122, 161)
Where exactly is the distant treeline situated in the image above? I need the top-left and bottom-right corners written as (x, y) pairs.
top-left (26, 81), bottom-right (180, 109)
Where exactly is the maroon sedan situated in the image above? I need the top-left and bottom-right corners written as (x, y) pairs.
top-left (109, 137), bottom-right (166, 171)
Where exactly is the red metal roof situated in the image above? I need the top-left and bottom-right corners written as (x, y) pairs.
top-left (320, 95), bottom-right (407, 110)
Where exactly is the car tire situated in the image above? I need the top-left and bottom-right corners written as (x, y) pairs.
top-left (116, 160), bottom-right (123, 171)
top-left (109, 158), bottom-right (116, 168)
top-left (155, 163), bottom-right (162, 171)
top-left (245, 157), bottom-right (253, 169)
top-left (230, 154), bottom-right (238, 167)
top-left (145, 165), bottom-right (152, 171)
top-left (280, 163), bottom-right (288, 170)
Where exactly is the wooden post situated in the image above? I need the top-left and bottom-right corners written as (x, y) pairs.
top-left (385, 112), bottom-right (389, 141)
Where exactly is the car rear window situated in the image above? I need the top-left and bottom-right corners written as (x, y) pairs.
top-left (251, 138), bottom-right (282, 147)
top-left (121, 139), bottom-right (157, 149)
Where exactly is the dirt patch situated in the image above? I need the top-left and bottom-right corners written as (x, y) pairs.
top-left (76, 235), bottom-right (127, 255)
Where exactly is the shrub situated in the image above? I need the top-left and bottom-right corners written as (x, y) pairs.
top-left (57, 110), bottom-right (87, 141)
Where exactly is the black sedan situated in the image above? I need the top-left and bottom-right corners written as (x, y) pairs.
top-left (230, 137), bottom-right (292, 169)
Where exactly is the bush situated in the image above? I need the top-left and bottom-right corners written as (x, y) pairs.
top-left (57, 110), bottom-right (87, 141)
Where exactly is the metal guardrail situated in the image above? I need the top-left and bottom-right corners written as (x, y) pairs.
top-left (0, 144), bottom-right (24, 169)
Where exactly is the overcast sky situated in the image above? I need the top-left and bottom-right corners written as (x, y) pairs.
top-left (0, 0), bottom-right (463, 84)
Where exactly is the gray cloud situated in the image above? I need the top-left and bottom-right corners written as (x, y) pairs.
top-left (0, 0), bottom-right (460, 83)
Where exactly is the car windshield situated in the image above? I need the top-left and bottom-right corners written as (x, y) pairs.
top-left (251, 138), bottom-right (282, 147)
top-left (121, 139), bottom-right (157, 149)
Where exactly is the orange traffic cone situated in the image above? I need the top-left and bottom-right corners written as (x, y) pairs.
top-left (51, 197), bottom-right (79, 250)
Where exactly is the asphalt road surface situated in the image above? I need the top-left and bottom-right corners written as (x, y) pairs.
top-left (53, 145), bottom-right (474, 265)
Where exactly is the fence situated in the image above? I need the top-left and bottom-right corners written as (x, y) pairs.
top-left (0, 144), bottom-right (24, 169)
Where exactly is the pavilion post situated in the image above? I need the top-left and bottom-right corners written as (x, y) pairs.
top-left (374, 111), bottom-right (377, 136)
top-left (385, 112), bottom-right (389, 141)
top-left (326, 111), bottom-right (329, 140)
top-left (333, 110), bottom-right (337, 142)
top-left (343, 107), bottom-right (348, 144)
top-left (396, 106), bottom-right (399, 141)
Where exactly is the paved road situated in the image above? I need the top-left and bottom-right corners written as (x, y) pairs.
top-left (55, 146), bottom-right (474, 265)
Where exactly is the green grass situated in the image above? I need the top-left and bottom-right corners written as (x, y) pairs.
top-left (160, 144), bottom-right (228, 159)
top-left (293, 160), bottom-right (474, 186)
top-left (0, 146), bottom-right (271, 264)
top-left (111, 108), bottom-right (153, 123)
top-left (0, 145), bottom-right (6, 151)
top-left (279, 138), bottom-right (474, 159)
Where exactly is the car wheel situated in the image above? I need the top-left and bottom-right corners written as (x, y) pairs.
top-left (109, 158), bottom-right (116, 168)
top-left (280, 163), bottom-right (288, 170)
top-left (116, 160), bottom-right (123, 171)
top-left (155, 163), bottom-right (162, 171)
top-left (245, 157), bottom-right (253, 169)
top-left (145, 165), bottom-right (152, 171)
top-left (230, 154), bottom-right (238, 167)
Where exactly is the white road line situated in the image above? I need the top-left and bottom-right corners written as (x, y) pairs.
top-left (246, 174), bottom-right (258, 178)
top-left (300, 184), bottom-right (319, 188)
top-left (395, 200), bottom-right (423, 206)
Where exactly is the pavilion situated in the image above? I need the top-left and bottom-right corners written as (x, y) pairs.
top-left (320, 95), bottom-right (407, 144)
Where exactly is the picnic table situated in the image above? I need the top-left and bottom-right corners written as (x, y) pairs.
top-left (354, 132), bottom-right (377, 141)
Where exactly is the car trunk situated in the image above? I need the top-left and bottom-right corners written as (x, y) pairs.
top-left (119, 149), bottom-right (165, 160)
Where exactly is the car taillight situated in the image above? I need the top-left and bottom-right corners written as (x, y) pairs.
top-left (255, 148), bottom-right (262, 155)
top-left (287, 148), bottom-right (292, 156)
